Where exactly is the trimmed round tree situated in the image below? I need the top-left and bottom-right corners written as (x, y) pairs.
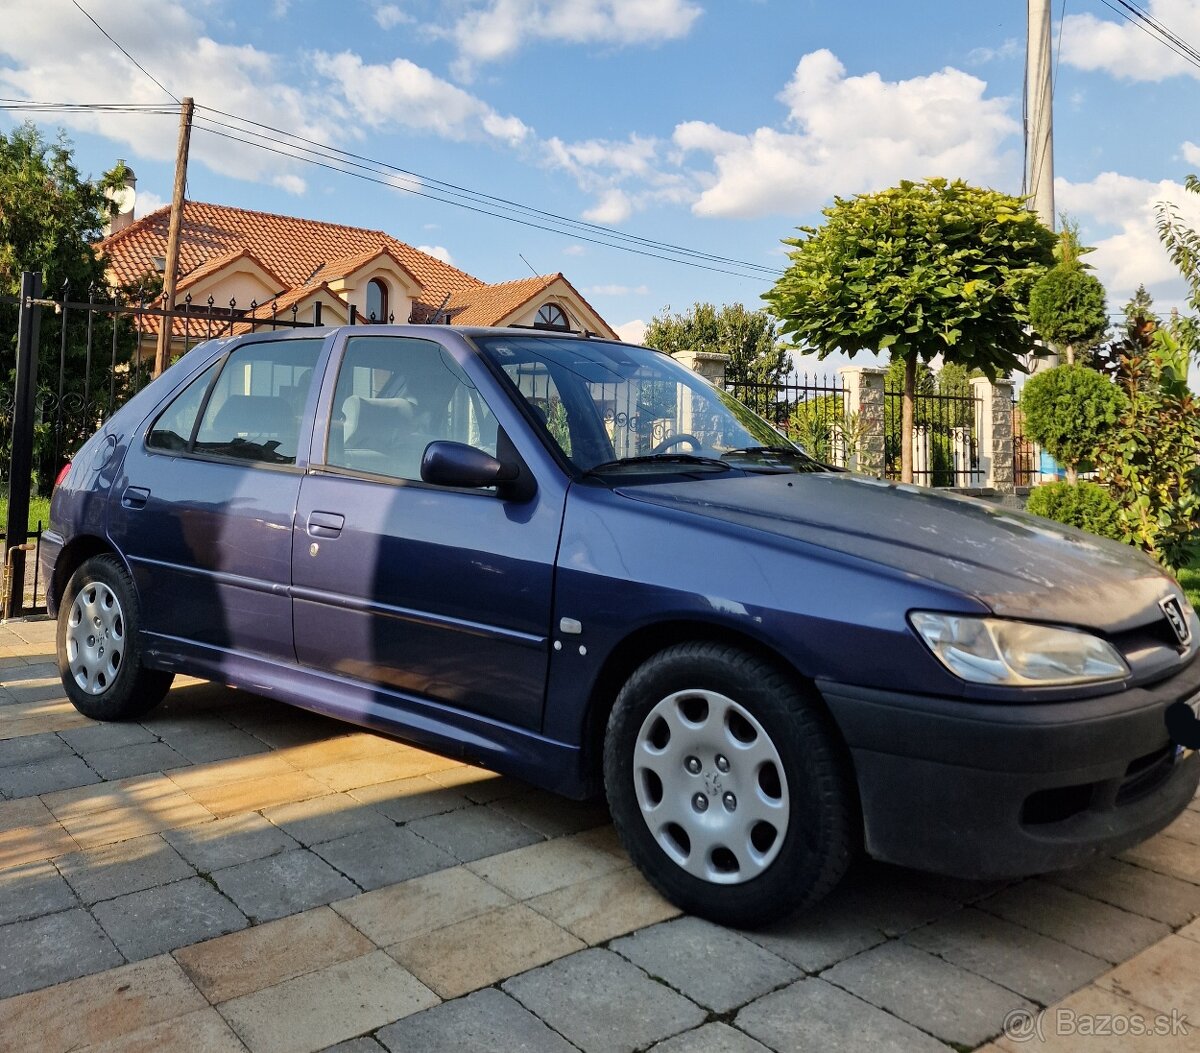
top-left (1028, 261), bottom-right (1108, 365)
top-left (1019, 364), bottom-right (1126, 484)
top-left (765, 178), bottom-right (1055, 482)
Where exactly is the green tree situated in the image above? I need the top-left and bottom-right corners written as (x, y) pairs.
top-left (1156, 174), bottom-right (1200, 335)
top-left (644, 302), bottom-right (791, 387)
top-left (1019, 364), bottom-right (1126, 484)
top-left (1027, 226), bottom-right (1109, 366)
top-left (1097, 320), bottom-right (1200, 571)
top-left (0, 124), bottom-right (133, 491)
top-left (765, 178), bottom-right (1055, 482)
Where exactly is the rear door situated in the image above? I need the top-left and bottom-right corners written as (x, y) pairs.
top-left (291, 331), bottom-right (565, 730)
top-left (110, 333), bottom-right (326, 662)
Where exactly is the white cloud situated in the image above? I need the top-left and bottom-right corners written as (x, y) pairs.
top-left (374, 4), bottom-right (411, 29)
top-left (1060, 1), bottom-right (1200, 81)
top-left (679, 50), bottom-right (1019, 218)
top-left (416, 244), bottom-right (455, 265)
top-left (582, 188), bottom-right (633, 224)
top-left (586, 283), bottom-right (649, 295)
top-left (966, 38), bottom-right (1020, 65)
top-left (615, 318), bottom-right (647, 343)
top-left (1056, 170), bottom-right (1200, 308)
top-left (272, 173), bottom-right (307, 195)
top-left (1183, 142), bottom-right (1200, 166)
top-left (0, 1), bottom-right (533, 196)
top-left (387, 172), bottom-right (424, 194)
top-left (545, 50), bottom-right (1018, 224)
top-left (0, 3), bottom-right (348, 191)
top-left (450, 0), bottom-right (700, 78)
top-left (562, 244), bottom-right (585, 256)
top-left (312, 51), bottom-right (530, 145)
top-left (133, 190), bottom-right (166, 218)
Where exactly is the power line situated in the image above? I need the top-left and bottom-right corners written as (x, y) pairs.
top-left (191, 120), bottom-right (775, 281)
top-left (193, 104), bottom-right (781, 277)
top-left (0, 95), bottom-right (781, 282)
top-left (1092, 0), bottom-right (1200, 73)
top-left (67, 1), bottom-right (180, 104)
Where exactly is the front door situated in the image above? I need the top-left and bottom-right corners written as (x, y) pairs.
top-left (291, 332), bottom-right (563, 730)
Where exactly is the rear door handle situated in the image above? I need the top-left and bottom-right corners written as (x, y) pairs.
top-left (122, 486), bottom-right (150, 509)
top-left (307, 511), bottom-right (345, 538)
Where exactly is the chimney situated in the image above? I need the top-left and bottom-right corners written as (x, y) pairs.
top-left (104, 159), bottom-right (138, 236)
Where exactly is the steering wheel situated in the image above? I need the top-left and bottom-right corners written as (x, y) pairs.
top-left (650, 432), bottom-right (703, 454)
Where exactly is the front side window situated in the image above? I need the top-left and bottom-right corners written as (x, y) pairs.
top-left (185, 338), bottom-right (323, 465)
top-left (326, 335), bottom-right (498, 482)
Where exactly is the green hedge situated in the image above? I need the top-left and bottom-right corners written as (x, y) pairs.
top-left (1026, 480), bottom-right (1123, 541)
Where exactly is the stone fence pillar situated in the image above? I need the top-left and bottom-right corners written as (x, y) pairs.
top-left (838, 365), bottom-right (887, 477)
top-left (674, 349), bottom-right (731, 388)
top-left (971, 376), bottom-right (1015, 493)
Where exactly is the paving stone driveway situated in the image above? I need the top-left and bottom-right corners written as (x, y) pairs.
top-left (1, 618), bottom-right (1199, 1052)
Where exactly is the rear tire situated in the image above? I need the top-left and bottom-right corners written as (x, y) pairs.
top-left (604, 642), bottom-right (855, 927)
top-left (57, 554), bottom-right (173, 721)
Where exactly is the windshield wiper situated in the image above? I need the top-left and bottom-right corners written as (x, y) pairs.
top-left (722, 445), bottom-right (805, 458)
top-left (585, 453), bottom-right (733, 475)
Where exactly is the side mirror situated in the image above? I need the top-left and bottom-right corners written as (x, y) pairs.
top-left (421, 440), bottom-right (533, 501)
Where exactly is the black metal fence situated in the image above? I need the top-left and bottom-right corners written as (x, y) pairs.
top-left (1012, 397), bottom-right (1036, 488)
top-left (1, 274), bottom-right (322, 616)
top-left (882, 385), bottom-right (981, 487)
top-left (728, 375), bottom-right (853, 467)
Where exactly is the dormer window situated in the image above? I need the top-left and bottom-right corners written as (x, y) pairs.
top-left (366, 278), bottom-right (389, 323)
top-left (535, 302), bottom-right (569, 330)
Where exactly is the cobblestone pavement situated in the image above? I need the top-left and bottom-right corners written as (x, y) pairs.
top-left (1, 618), bottom-right (1198, 1052)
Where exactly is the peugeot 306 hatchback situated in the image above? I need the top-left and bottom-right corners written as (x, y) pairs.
top-left (42, 325), bottom-right (1200, 926)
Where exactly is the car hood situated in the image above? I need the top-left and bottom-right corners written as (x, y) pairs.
top-left (614, 471), bottom-right (1175, 633)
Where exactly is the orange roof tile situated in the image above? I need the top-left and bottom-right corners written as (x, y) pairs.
top-left (101, 201), bottom-right (481, 316)
top-left (444, 273), bottom-right (557, 326)
top-left (175, 248), bottom-right (286, 295)
top-left (100, 201), bottom-right (614, 335)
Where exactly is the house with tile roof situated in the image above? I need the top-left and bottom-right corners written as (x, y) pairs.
top-left (99, 201), bottom-right (617, 351)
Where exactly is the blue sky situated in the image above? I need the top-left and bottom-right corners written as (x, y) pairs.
top-left (2, 0), bottom-right (1200, 351)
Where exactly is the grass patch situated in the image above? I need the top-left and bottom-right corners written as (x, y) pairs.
top-left (0, 484), bottom-right (51, 535)
top-left (1177, 567), bottom-right (1200, 611)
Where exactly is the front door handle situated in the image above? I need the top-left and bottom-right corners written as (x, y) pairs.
top-left (122, 486), bottom-right (150, 509)
top-left (307, 511), bottom-right (345, 538)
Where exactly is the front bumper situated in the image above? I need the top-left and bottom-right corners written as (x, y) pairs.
top-left (819, 657), bottom-right (1200, 879)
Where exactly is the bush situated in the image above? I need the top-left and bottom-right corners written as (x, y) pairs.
top-left (1019, 364), bottom-right (1126, 481)
top-left (1026, 481), bottom-right (1123, 541)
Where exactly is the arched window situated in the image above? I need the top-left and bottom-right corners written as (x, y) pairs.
top-left (535, 302), bottom-right (569, 330)
top-left (365, 279), bottom-right (389, 323)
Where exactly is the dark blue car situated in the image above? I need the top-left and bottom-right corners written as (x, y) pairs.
top-left (42, 325), bottom-right (1200, 926)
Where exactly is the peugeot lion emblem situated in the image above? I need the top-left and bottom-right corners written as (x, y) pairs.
top-left (1160, 596), bottom-right (1191, 646)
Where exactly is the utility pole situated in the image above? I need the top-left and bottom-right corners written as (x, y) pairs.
top-left (155, 96), bottom-right (194, 376)
top-left (1026, 0), bottom-right (1055, 231)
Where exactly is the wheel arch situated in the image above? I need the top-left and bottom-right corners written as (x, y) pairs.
top-left (579, 619), bottom-right (846, 794)
top-left (50, 535), bottom-right (120, 613)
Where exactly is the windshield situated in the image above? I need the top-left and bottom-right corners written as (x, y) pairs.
top-left (475, 335), bottom-right (824, 475)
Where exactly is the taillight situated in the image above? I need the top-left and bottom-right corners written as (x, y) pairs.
top-left (54, 462), bottom-right (72, 488)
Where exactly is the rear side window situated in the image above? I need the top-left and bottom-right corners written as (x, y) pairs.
top-left (147, 361), bottom-right (219, 453)
top-left (148, 338), bottom-right (323, 466)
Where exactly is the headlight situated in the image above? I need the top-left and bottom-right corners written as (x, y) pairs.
top-left (909, 612), bottom-right (1129, 687)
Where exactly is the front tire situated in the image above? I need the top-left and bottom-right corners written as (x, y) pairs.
top-left (57, 554), bottom-right (174, 721)
top-left (604, 642), bottom-right (855, 927)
